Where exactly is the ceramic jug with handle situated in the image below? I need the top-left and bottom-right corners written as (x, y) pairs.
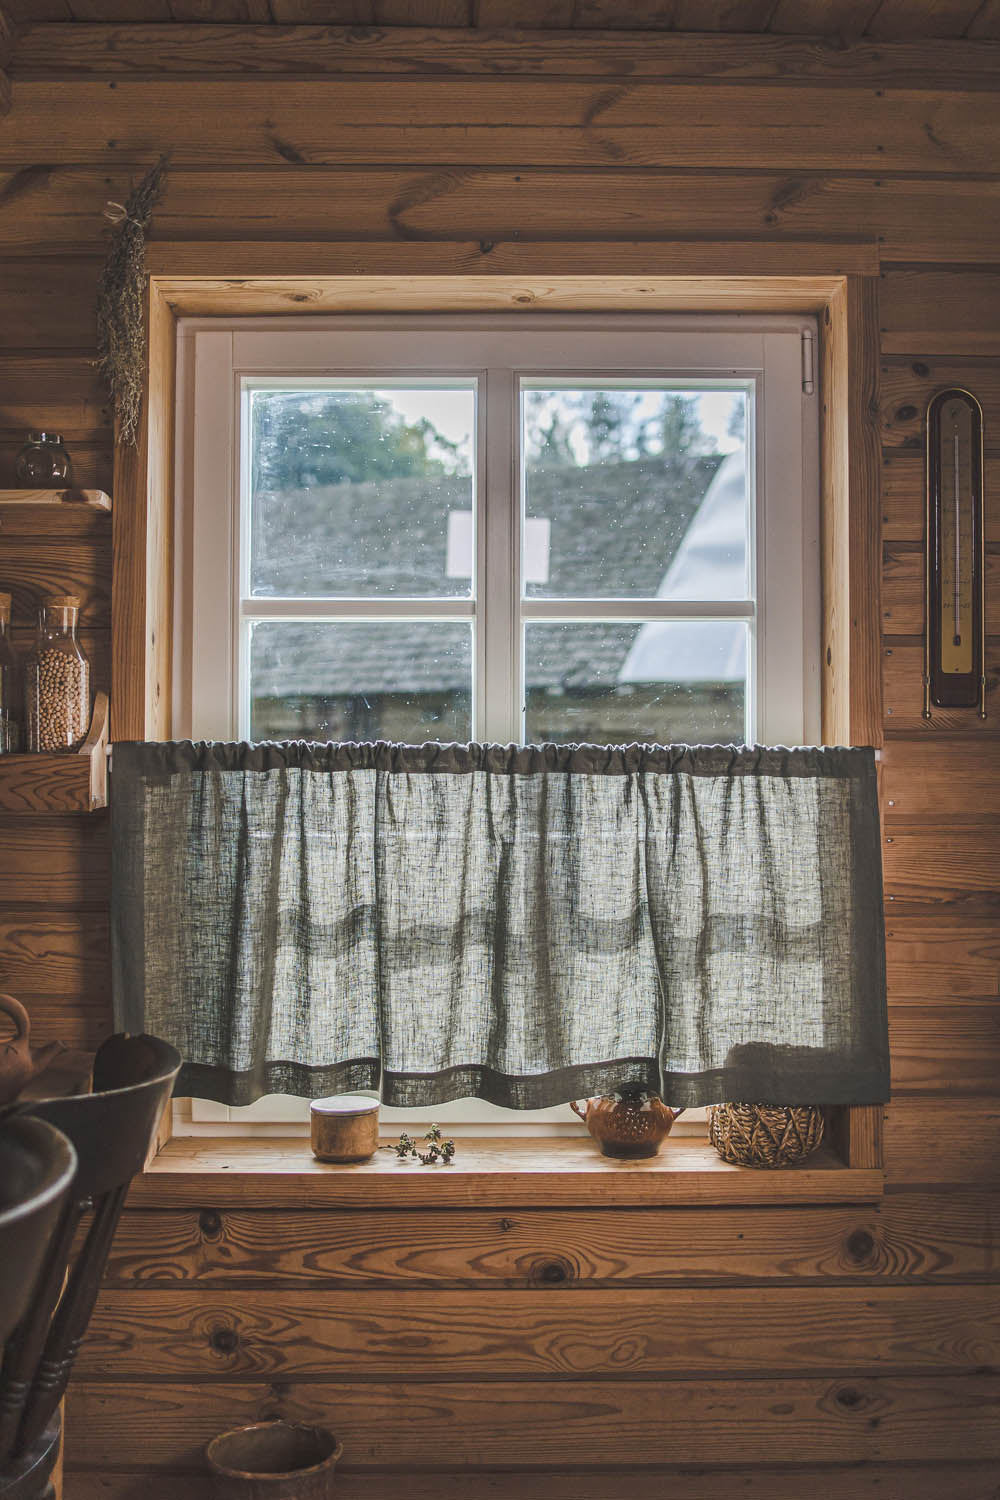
top-left (0, 993), bottom-right (66, 1107)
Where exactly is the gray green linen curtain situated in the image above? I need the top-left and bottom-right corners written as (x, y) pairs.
top-left (112, 740), bottom-right (889, 1109)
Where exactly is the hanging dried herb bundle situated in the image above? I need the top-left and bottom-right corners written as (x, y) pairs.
top-left (96, 156), bottom-right (168, 446)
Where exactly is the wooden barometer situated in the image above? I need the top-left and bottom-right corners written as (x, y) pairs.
top-left (924, 388), bottom-right (987, 718)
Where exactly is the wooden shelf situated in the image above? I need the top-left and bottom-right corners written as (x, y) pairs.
top-left (0, 488), bottom-right (111, 512)
top-left (0, 691), bottom-right (109, 814)
top-left (134, 1134), bottom-right (884, 1209)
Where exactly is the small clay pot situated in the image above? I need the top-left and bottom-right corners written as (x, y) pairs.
top-left (206, 1420), bottom-right (342, 1500)
top-left (310, 1093), bottom-right (380, 1162)
top-left (571, 1093), bottom-right (683, 1159)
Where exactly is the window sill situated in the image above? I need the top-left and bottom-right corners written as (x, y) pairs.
top-left (132, 1134), bottom-right (883, 1208)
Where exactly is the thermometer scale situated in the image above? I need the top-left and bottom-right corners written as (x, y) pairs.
top-left (924, 388), bottom-right (986, 718)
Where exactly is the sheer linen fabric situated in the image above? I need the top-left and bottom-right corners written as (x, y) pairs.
top-left (112, 741), bottom-right (889, 1108)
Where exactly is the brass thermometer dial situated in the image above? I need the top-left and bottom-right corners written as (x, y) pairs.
top-left (924, 388), bottom-right (986, 718)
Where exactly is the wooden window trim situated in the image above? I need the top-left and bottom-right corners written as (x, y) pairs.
top-left (114, 256), bottom-right (883, 1190)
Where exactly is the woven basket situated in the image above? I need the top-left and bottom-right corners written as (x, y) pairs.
top-left (708, 1102), bottom-right (824, 1169)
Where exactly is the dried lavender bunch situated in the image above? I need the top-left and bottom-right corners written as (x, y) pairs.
top-left (96, 156), bottom-right (169, 446)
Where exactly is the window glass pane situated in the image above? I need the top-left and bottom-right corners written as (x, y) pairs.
top-left (249, 621), bottom-right (473, 742)
top-left (248, 385), bottom-right (476, 598)
top-left (524, 622), bottom-right (748, 746)
top-left (521, 386), bottom-right (749, 600)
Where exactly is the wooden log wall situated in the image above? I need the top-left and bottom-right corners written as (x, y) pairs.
top-left (0, 22), bottom-right (997, 1497)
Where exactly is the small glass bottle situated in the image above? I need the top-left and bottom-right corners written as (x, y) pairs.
top-left (25, 596), bottom-right (91, 753)
top-left (0, 592), bottom-right (24, 754)
top-left (15, 432), bottom-right (73, 487)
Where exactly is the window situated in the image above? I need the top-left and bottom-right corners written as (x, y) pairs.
top-left (174, 313), bottom-right (819, 1135)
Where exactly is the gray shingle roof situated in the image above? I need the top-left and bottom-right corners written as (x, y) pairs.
top-left (250, 453), bottom-right (725, 697)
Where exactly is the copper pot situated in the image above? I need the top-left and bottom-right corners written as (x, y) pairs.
top-left (571, 1093), bottom-right (683, 1159)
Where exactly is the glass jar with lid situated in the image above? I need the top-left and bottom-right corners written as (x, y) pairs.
top-left (15, 432), bottom-right (73, 487)
top-left (0, 592), bottom-right (24, 754)
top-left (25, 596), bottom-right (91, 752)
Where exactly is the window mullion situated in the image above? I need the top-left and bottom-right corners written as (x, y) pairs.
top-left (481, 368), bottom-right (518, 743)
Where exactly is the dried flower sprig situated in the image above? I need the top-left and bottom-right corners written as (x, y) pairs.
top-left (96, 155), bottom-right (169, 446)
top-left (382, 1123), bottom-right (456, 1166)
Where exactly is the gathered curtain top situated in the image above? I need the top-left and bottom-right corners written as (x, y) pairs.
top-left (120, 738), bottom-right (874, 781)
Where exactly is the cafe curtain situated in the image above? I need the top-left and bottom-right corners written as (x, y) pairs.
top-left (112, 740), bottom-right (889, 1109)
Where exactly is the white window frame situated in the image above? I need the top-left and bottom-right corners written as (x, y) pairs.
top-left (173, 312), bottom-right (820, 1136)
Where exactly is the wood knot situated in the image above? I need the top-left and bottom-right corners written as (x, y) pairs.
top-left (911, 361), bottom-right (929, 377)
top-left (894, 404), bottom-right (917, 423)
top-left (536, 1259), bottom-right (571, 1285)
top-left (836, 1386), bottom-right (864, 1408)
top-left (846, 1229), bottom-right (875, 1261)
top-left (210, 1327), bottom-right (239, 1354)
top-left (499, 1217), bottom-right (514, 1232)
top-left (198, 1210), bottom-right (223, 1240)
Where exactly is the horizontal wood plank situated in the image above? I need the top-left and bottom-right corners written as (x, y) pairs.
top-left (882, 453), bottom-right (1000, 543)
top-left (12, 26), bottom-right (1000, 87)
top-left (0, 257), bottom-right (102, 347)
top-left (0, 535), bottom-right (111, 628)
top-left (3, 168), bottom-right (1000, 263)
top-left (0, 907), bottom-right (109, 995)
top-left (883, 1098), bottom-right (1000, 1187)
top-left (880, 268), bottom-right (1000, 354)
top-left (100, 1190), bottom-right (996, 1288)
top-left (3, 991), bottom-right (112, 1051)
top-left (881, 359), bottom-right (1000, 450)
top-left (63, 1373), bottom-right (1000, 1470)
top-left (889, 1001), bottom-right (1000, 1092)
top-left (132, 1137), bottom-right (883, 1209)
top-left (883, 831), bottom-right (1000, 903)
top-left (886, 919), bottom-right (1000, 997)
top-left (57, 1460), bottom-right (1000, 1500)
top-left (0, 353), bottom-right (110, 433)
top-left (79, 1284), bottom-right (1000, 1380)
top-left (880, 739), bottom-right (1000, 819)
top-left (5, 81), bottom-right (1000, 174)
top-left (882, 543), bottom-right (1000, 635)
top-left (0, 814), bottom-right (110, 905)
top-left (882, 640), bottom-right (1000, 732)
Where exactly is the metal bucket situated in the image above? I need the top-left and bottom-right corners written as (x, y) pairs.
top-left (206, 1421), bottom-right (343, 1499)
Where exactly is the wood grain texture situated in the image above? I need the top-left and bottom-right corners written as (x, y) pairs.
top-left (881, 359), bottom-right (1000, 449)
top-left (883, 1098), bottom-right (1000, 1187)
top-left (0, 906), bottom-right (109, 994)
top-left (0, 535), bottom-right (110, 627)
top-left (885, 919), bottom-right (999, 998)
top-left (62, 1373), bottom-right (1000, 1471)
top-left (4, 169), bottom-right (1000, 264)
top-left (890, 1002), bottom-right (1000, 1093)
top-left (4, 80), bottom-right (1000, 173)
top-left (129, 1137), bottom-right (884, 1210)
top-left (98, 1192), bottom-right (997, 1287)
top-left (0, 352), bottom-right (109, 432)
top-left (0, 814), bottom-right (110, 904)
top-left (111, 283), bottom-right (174, 739)
top-left (78, 1284), bottom-right (1000, 1380)
top-left (54, 1461), bottom-right (1000, 1500)
top-left (882, 452), bottom-right (1000, 543)
top-left (883, 830), bottom-right (1000, 906)
top-left (882, 640), bottom-right (1000, 732)
top-left (880, 739), bottom-right (1000, 818)
top-left (880, 268), bottom-right (1000, 353)
top-left (882, 542), bottom-right (1000, 634)
top-left (820, 276), bottom-right (883, 745)
top-left (11, 24), bottom-right (1000, 86)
